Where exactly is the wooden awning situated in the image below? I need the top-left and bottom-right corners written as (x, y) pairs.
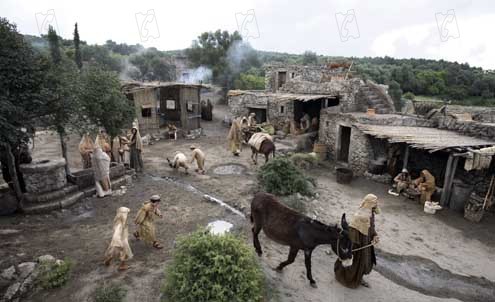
top-left (355, 124), bottom-right (495, 153)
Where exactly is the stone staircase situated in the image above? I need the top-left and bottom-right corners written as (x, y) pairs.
top-left (360, 82), bottom-right (395, 114)
top-left (22, 184), bottom-right (84, 214)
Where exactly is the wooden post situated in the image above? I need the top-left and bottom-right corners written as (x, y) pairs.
top-left (5, 144), bottom-right (23, 206)
top-left (440, 154), bottom-right (454, 206)
top-left (402, 145), bottom-right (410, 170)
top-left (445, 156), bottom-right (460, 204)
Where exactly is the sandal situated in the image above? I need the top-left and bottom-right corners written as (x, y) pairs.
top-left (153, 242), bottom-right (163, 249)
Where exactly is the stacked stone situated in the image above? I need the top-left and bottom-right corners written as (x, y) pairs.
top-left (19, 159), bottom-right (66, 194)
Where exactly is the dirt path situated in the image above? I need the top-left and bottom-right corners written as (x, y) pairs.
top-left (1, 96), bottom-right (494, 301)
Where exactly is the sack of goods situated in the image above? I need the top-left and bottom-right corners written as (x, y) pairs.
top-left (424, 201), bottom-right (442, 214)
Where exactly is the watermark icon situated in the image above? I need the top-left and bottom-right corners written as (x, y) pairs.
top-left (135, 9), bottom-right (160, 42)
top-left (335, 9), bottom-right (360, 42)
top-left (235, 9), bottom-right (260, 41)
top-left (435, 9), bottom-right (460, 42)
top-left (35, 9), bottom-right (59, 35)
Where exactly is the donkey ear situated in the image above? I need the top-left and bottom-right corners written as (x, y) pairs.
top-left (341, 213), bottom-right (349, 229)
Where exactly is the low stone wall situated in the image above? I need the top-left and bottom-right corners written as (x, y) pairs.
top-left (437, 115), bottom-right (495, 141)
top-left (19, 159), bottom-right (66, 194)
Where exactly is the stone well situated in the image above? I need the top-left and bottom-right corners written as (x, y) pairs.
top-left (19, 158), bottom-right (67, 194)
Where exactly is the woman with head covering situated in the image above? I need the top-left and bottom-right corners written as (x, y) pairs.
top-left (104, 207), bottom-right (133, 271)
top-left (129, 127), bottom-right (144, 172)
top-left (134, 195), bottom-right (163, 249)
top-left (227, 118), bottom-right (243, 156)
top-left (414, 169), bottom-right (436, 204)
top-left (95, 128), bottom-right (110, 149)
top-left (92, 146), bottom-right (112, 198)
top-left (78, 133), bottom-right (94, 169)
top-left (335, 194), bottom-right (380, 288)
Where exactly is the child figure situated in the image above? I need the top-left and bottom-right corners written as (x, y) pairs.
top-left (134, 195), bottom-right (164, 249)
top-left (104, 207), bottom-right (133, 271)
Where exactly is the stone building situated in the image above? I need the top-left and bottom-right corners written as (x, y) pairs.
top-left (122, 82), bottom-right (204, 135)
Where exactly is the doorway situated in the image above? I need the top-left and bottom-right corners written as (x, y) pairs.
top-left (337, 126), bottom-right (351, 162)
top-left (278, 72), bottom-right (287, 89)
top-left (248, 108), bottom-right (267, 124)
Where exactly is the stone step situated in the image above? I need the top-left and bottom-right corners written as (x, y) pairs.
top-left (368, 99), bottom-right (383, 106)
top-left (24, 184), bottom-right (79, 203)
top-left (81, 175), bottom-right (133, 198)
top-left (376, 108), bottom-right (391, 114)
top-left (22, 191), bottom-right (84, 214)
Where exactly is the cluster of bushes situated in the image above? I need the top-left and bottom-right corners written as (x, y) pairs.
top-left (163, 229), bottom-right (264, 302)
top-left (94, 283), bottom-right (127, 302)
top-left (37, 259), bottom-right (72, 290)
top-left (258, 157), bottom-right (314, 196)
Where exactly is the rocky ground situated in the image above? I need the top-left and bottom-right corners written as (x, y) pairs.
top-left (1, 97), bottom-right (494, 302)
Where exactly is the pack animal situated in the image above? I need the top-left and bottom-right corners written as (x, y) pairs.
top-left (250, 192), bottom-right (353, 287)
top-left (247, 132), bottom-right (276, 165)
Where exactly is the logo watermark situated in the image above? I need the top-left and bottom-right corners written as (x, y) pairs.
top-left (35, 9), bottom-right (59, 35)
top-left (335, 9), bottom-right (360, 42)
top-left (235, 9), bottom-right (260, 41)
top-left (135, 9), bottom-right (160, 42)
top-left (435, 9), bottom-right (460, 42)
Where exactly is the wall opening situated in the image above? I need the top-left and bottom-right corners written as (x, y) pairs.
top-left (278, 71), bottom-right (287, 89)
top-left (141, 107), bottom-right (152, 117)
top-left (337, 126), bottom-right (351, 163)
top-left (280, 105), bottom-right (285, 114)
top-left (248, 108), bottom-right (267, 124)
top-left (294, 99), bottom-right (322, 131)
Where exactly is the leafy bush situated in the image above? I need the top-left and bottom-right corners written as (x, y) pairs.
top-left (94, 283), bottom-right (127, 302)
top-left (403, 92), bottom-right (416, 100)
top-left (289, 153), bottom-right (318, 170)
top-left (280, 195), bottom-right (307, 213)
top-left (258, 157), bottom-right (313, 196)
top-left (163, 229), bottom-right (264, 302)
top-left (37, 259), bottom-right (72, 289)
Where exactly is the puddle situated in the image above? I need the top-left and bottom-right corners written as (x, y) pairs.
top-left (211, 163), bottom-right (246, 175)
top-left (150, 175), bottom-right (245, 218)
top-left (207, 220), bottom-right (233, 235)
top-left (375, 250), bottom-right (495, 302)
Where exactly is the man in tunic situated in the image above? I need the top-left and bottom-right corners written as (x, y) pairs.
top-left (393, 168), bottom-right (412, 194)
top-left (134, 195), bottom-right (163, 249)
top-left (414, 169), bottom-right (436, 204)
top-left (92, 146), bottom-right (112, 198)
top-left (335, 193), bottom-right (380, 288)
top-left (79, 133), bottom-right (94, 169)
top-left (129, 127), bottom-right (144, 172)
top-left (227, 118), bottom-right (243, 156)
top-left (104, 207), bottom-right (133, 271)
top-left (300, 113), bottom-right (311, 133)
top-left (190, 145), bottom-right (206, 174)
top-left (247, 112), bottom-right (257, 127)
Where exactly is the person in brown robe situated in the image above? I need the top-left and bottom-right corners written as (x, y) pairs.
top-left (414, 169), bottom-right (436, 204)
top-left (335, 193), bottom-right (380, 288)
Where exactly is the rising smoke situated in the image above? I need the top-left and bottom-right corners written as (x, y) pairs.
top-left (179, 66), bottom-right (212, 84)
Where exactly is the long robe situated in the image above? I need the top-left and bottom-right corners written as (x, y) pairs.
top-left (129, 128), bottom-right (144, 172)
top-left (335, 212), bottom-right (377, 288)
top-left (92, 147), bottom-right (111, 197)
top-left (227, 119), bottom-right (242, 154)
top-left (105, 207), bottom-right (133, 262)
top-left (414, 170), bottom-right (436, 203)
top-left (190, 149), bottom-right (205, 171)
top-left (79, 134), bottom-right (94, 169)
top-left (134, 202), bottom-right (160, 244)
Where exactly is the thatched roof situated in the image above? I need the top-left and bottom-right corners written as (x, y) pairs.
top-left (227, 90), bottom-right (337, 102)
top-left (355, 124), bottom-right (495, 153)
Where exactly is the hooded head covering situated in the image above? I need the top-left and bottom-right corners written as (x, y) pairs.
top-left (131, 127), bottom-right (143, 151)
top-left (79, 134), bottom-right (94, 155)
top-left (105, 207), bottom-right (133, 261)
top-left (350, 194), bottom-right (380, 235)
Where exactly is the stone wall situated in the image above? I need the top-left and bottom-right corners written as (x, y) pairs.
top-left (19, 158), bottom-right (66, 194)
top-left (437, 115), bottom-right (495, 141)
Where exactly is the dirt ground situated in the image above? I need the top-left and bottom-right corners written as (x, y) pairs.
top-left (1, 96), bottom-right (495, 302)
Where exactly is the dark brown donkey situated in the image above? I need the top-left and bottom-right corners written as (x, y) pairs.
top-left (251, 139), bottom-right (275, 165)
top-left (250, 192), bottom-right (353, 288)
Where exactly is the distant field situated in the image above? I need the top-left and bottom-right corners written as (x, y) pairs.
top-left (414, 95), bottom-right (495, 107)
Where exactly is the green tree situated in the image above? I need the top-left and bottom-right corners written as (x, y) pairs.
top-left (45, 27), bottom-right (82, 175)
top-left (302, 50), bottom-right (318, 65)
top-left (234, 73), bottom-right (264, 90)
top-left (128, 49), bottom-right (175, 81)
top-left (388, 80), bottom-right (403, 111)
top-left (73, 23), bottom-right (82, 69)
top-left (0, 18), bottom-right (50, 202)
top-left (79, 65), bottom-right (135, 149)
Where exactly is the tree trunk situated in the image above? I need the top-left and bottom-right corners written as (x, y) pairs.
top-left (110, 135), bottom-right (115, 162)
top-left (5, 144), bottom-right (23, 207)
top-left (59, 131), bottom-right (71, 176)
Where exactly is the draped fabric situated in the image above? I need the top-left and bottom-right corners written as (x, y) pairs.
top-left (105, 207), bottom-right (133, 261)
top-left (79, 134), bottom-right (94, 169)
top-left (130, 127), bottom-right (144, 172)
top-left (92, 147), bottom-right (110, 182)
top-left (134, 202), bottom-right (159, 244)
top-left (227, 118), bottom-right (242, 153)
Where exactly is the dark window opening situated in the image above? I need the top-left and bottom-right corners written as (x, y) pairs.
top-left (141, 107), bottom-right (152, 117)
top-left (248, 108), bottom-right (267, 124)
top-left (337, 126), bottom-right (351, 163)
top-left (280, 105), bottom-right (285, 114)
top-left (291, 72), bottom-right (295, 78)
top-left (278, 71), bottom-right (287, 89)
top-left (293, 99), bottom-right (322, 131)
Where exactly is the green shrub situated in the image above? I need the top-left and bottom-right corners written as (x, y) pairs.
top-left (403, 92), bottom-right (416, 100)
top-left (163, 229), bottom-right (264, 302)
top-left (94, 283), bottom-right (127, 302)
top-left (280, 195), bottom-right (307, 213)
top-left (37, 259), bottom-right (72, 289)
top-left (289, 152), bottom-right (318, 170)
top-left (258, 157), bottom-right (313, 196)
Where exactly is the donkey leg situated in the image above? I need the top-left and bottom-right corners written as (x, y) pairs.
top-left (251, 223), bottom-right (263, 256)
top-left (304, 249), bottom-right (317, 288)
top-left (264, 152), bottom-right (269, 164)
top-left (276, 246), bottom-right (298, 272)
